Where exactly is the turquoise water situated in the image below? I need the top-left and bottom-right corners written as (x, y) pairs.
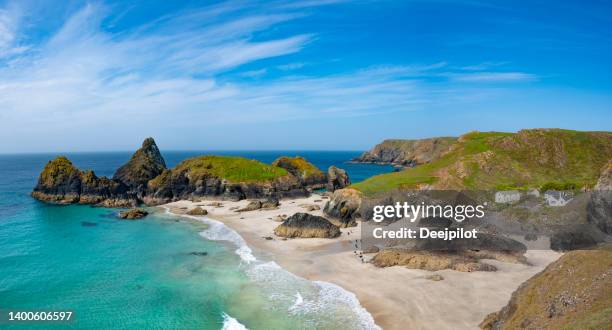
top-left (0, 152), bottom-right (392, 329)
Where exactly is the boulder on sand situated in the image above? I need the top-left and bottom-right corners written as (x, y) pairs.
top-left (187, 207), bottom-right (208, 216)
top-left (274, 213), bottom-right (341, 238)
top-left (326, 166), bottom-right (350, 192)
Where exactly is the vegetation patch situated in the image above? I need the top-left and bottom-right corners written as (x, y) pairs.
top-left (174, 155), bottom-right (289, 183)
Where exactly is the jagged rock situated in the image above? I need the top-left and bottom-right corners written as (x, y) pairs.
top-left (113, 138), bottom-right (166, 194)
top-left (186, 207), bottom-right (208, 216)
top-left (272, 156), bottom-right (327, 189)
top-left (144, 155), bottom-right (309, 204)
top-left (274, 213), bottom-right (341, 238)
top-left (31, 157), bottom-right (135, 206)
top-left (323, 188), bottom-right (362, 227)
top-left (480, 247), bottom-right (612, 330)
top-left (587, 160), bottom-right (612, 234)
top-left (327, 166), bottom-right (350, 192)
top-left (118, 208), bottom-right (148, 219)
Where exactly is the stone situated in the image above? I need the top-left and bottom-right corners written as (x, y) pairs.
top-left (274, 213), bottom-right (341, 238)
top-left (118, 208), bottom-right (148, 219)
top-left (327, 166), bottom-right (350, 192)
top-left (186, 207), bottom-right (208, 216)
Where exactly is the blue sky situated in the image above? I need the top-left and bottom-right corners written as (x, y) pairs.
top-left (0, 0), bottom-right (610, 152)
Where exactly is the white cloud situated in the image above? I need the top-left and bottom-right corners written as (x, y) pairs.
top-left (450, 72), bottom-right (536, 82)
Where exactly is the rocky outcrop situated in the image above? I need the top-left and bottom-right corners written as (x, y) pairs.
top-left (31, 156), bottom-right (136, 207)
top-left (371, 249), bottom-right (498, 272)
top-left (118, 208), bottom-right (148, 219)
top-left (274, 213), bottom-right (341, 238)
top-left (143, 157), bottom-right (308, 205)
top-left (352, 137), bottom-right (456, 166)
top-left (480, 247), bottom-right (612, 330)
top-left (323, 188), bottom-right (362, 227)
top-left (113, 137), bottom-right (166, 195)
top-left (327, 166), bottom-right (350, 192)
top-left (186, 207), bottom-right (208, 216)
top-left (272, 156), bottom-right (327, 189)
top-left (587, 160), bottom-right (612, 234)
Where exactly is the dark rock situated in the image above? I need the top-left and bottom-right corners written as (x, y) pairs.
top-left (186, 207), bottom-right (208, 216)
top-left (272, 156), bottom-right (327, 189)
top-left (274, 213), bottom-right (341, 238)
top-left (113, 138), bottom-right (166, 194)
top-left (189, 251), bottom-right (208, 256)
top-left (550, 230), bottom-right (598, 251)
top-left (326, 166), bottom-right (350, 192)
top-left (81, 221), bottom-right (98, 227)
top-left (587, 160), bottom-right (612, 234)
top-left (118, 208), bottom-right (149, 219)
top-left (352, 137), bottom-right (456, 166)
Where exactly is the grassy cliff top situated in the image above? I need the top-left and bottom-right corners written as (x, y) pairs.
top-left (352, 129), bottom-right (612, 196)
top-left (170, 155), bottom-right (289, 183)
top-left (272, 156), bottom-right (324, 177)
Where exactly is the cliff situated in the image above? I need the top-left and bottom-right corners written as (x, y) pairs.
top-left (352, 129), bottom-right (612, 195)
top-left (32, 139), bottom-right (347, 207)
top-left (113, 137), bottom-right (166, 195)
top-left (352, 137), bottom-right (456, 166)
top-left (480, 246), bottom-right (612, 329)
top-left (272, 156), bottom-right (327, 189)
top-left (31, 156), bottom-right (135, 207)
top-left (143, 155), bottom-right (308, 204)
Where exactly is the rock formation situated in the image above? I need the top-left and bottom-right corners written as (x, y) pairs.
top-left (352, 137), bottom-right (456, 166)
top-left (274, 212), bottom-right (341, 238)
top-left (186, 207), bottom-right (208, 216)
top-left (272, 156), bottom-right (327, 189)
top-left (118, 208), bottom-right (148, 219)
top-left (480, 247), bottom-right (612, 329)
top-left (327, 166), bottom-right (350, 192)
top-left (323, 188), bottom-right (362, 227)
top-left (113, 137), bottom-right (166, 195)
top-left (587, 160), bottom-right (612, 234)
top-left (31, 156), bottom-right (135, 207)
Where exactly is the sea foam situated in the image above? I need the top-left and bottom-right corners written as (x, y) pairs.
top-left (165, 206), bottom-right (379, 330)
top-left (221, 313), bottom-right (248, 330)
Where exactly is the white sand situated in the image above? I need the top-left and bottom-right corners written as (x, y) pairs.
top-left (164, 194), bottom-right (561, 330)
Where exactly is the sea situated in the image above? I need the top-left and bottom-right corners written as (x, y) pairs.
top-left (0, 151), bottom-right (392, 330)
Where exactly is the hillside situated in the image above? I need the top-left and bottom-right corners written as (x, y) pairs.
top-left (480, 246), bottom-right (612, 329)
top-left (352, 137), bottom-right (457, 166)
top-left (352, 129), bottom-right (612, 196)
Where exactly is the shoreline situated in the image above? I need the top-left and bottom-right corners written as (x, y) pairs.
top-left (164, 195), bottom-right (562, 330)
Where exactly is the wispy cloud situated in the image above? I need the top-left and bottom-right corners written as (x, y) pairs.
top-left (0, 0), bottom-right (543, 152)
top-left (449, 72), bottom-right (536, 82)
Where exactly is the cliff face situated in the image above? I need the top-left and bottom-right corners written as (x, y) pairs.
top-left (113, 137), bottom-right (166, 195)
top-left (587, 160), bottom-right (612, 234)
top-left (31, 157), bottom-right (135, 207)
top-left (32, 140), bottom-right (348, 207)
top-left (353, 137), bottom-right (456, 166)
top-left (143, 155), bottom-right (309, 205)
top-left (480, 247), bottom-right (612, 330)
top-left (272, 156), bottom-right (327, 189)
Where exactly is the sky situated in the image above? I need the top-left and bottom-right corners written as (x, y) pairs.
top-left (0, 0), bottom-right (610, 153)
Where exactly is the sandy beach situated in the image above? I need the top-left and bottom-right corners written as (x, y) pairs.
top-left (164, 194), bottom-right (562, 330)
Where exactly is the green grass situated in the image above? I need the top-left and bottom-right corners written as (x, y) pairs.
top-left (272, 156), bottom-right (323, 177)
top-left (173, 155), bottom-right (289, 183)
top-left (352, 129), bottom-right (612, 196)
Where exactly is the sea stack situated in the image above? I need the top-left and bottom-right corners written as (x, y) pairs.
top-left (113, 137), bottom-right (167, 196)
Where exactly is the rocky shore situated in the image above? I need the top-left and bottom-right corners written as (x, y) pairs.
top-left (31, 138), bottom-right (350, 207)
